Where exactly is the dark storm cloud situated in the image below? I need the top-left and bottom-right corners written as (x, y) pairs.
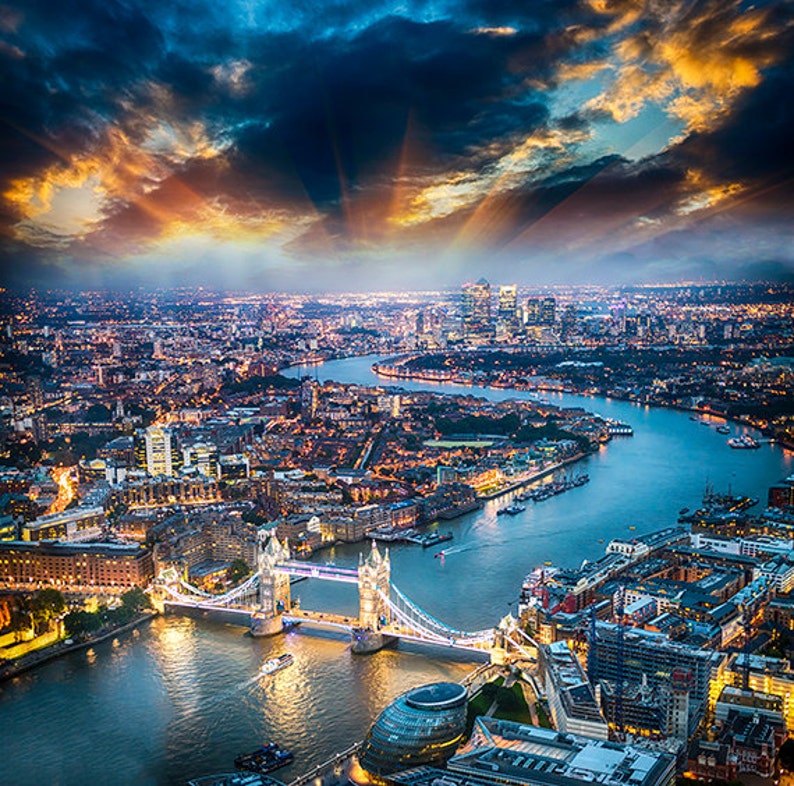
top-left (1, 0), bottom-right (793, 287)
top-left (678, 62), bottom-right (794, 190)
top-left (226, 18), bottom-right (558, 206)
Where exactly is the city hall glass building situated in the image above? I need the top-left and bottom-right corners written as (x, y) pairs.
top-left (358, 682), bottom-right (468, 779)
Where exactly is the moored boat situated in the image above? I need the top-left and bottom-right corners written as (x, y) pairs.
top-left (727, 435), bottom-right (760, 449)
top-left (234, 744), bottom-right (293, 775)
top-left (420, 532), bottom-right (453, 548)
top-left (497, 504), bottom-right (526, 515)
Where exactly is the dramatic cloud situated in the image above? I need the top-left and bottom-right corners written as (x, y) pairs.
top-left (0, 0), bottom-right (792, 289)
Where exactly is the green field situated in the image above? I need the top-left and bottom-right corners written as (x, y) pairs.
top-left (466, 676), bottom-right (533, 735)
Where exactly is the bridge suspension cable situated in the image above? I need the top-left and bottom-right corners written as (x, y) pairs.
top-left (162, 572), bottom-right (261, 607)
top-left (382, 584), bottom-right (494, 646)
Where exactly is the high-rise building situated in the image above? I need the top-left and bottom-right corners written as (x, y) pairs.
top-left (182, 441), bottom-right (219, 478)
top-left (144, 426), bottom-right (177, 477)
top-left (497, 285), bottom-right (518, 329)
top-left (541, 296), bottom-right (556, 326)
top-left (561, 304), bottom-right (579, 338)
top-left (588, 622), bottom-right (725, 737)
top-left (525, 298), bottom-right (541, 325)
top-left (611, 299), bottom-right (628, 333)
top-left (461, 279), bottom-right (492, 340)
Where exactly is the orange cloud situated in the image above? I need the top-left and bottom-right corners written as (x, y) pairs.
top-left (584, 0), bottom-right (788, 131)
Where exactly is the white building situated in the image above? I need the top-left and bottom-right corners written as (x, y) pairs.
top-left (145, 426), bottom-right (175, 477)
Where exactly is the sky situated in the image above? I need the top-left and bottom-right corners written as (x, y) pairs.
top-left (0, 0), bottom-right (792, 291)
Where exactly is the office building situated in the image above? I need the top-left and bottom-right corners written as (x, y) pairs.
top-left (525, 298), bottom-right (541, 325)
top-left (497, 285), bottom-right (518, 330)
top-left (541, 296), bottom-right (556, 326)
top-left (385, 718), bottom-right (676, 786)
top-left (182, 441), bottom-right (219, 478)
top-left (461, 279), bottom-right (493, 340)
top-left (0, 540), bottom-right (154, 589)
top-left (22, 506), bottom-right (105, 543)
top-left (144, 426), bottom-right (178, 477)
top-left (539, 641), bottom-right (609, 739)
top-left (588, 622), bottom-right (725, 737)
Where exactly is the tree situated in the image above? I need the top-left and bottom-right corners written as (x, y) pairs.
top-left (228, 559), bottom-right (251, 585)
top-left (64, 610), bottom-right (102, 639)
top-left (84, 404), bottom-right (112, 423)
top-left (30, 588), bottom-right (66, 634)
top-left (10, 599), bottom-right (31, 642)
top-left (119, 587), bottom-right (152, 614)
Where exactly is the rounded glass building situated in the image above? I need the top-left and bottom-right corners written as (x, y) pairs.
top-left (358, 682), bottom-right (468, 780)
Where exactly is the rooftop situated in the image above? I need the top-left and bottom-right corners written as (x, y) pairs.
top-left (416, 718), bottom-right (677, 786)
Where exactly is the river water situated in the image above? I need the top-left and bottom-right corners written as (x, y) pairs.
top-left (2, 354), bottom-right (791, 786)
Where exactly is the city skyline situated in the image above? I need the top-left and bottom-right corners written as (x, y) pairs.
top-left (1, 0), bottom-right (793, 292)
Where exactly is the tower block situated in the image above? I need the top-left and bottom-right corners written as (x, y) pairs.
top-left (352, 541), bottom-right (395, 654)
top-left (251, 533), bottom-right (291, 636)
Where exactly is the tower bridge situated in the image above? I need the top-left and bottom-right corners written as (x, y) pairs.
top-left (156, 535), bottom-right (535, 661)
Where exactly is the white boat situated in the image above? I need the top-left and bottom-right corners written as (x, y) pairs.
top-left (261, 653), bottom-right (294, 675)
top-left (727, 435), bottom-right (760, 449)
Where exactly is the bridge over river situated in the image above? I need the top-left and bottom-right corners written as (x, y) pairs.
top-left (156, 535), bottom-right (536, 660)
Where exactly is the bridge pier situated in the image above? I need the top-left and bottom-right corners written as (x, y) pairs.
top-left (252, 533), bottom-right (292, 637)
top-left (351, 628), bottom-right (397, 654)
top-left (250, 612), bottom-right (285, 637)
top-left (351, 541), bottom-right (393, 654)
top-left (490, 626), bottom-right (507, 665)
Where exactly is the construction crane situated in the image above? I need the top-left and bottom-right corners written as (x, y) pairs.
top-left (615, 585), bottom-right (625, 737)
top-left (740, 604), bottom-right (752, 691)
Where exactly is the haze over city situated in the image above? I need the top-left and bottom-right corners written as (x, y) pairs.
top-left (1, 0), bottom-right (793, 291)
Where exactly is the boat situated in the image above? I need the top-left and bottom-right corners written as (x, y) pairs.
top-left (235, 744), bottom-right (293, 775)
top-left (628, 525), bottom-right (636, 530)
top-left (497, 505), bottom-right (526, 516)
top-left (679, 507), bottom-right (689, 515)
top-left (727, 435), bottom-right (760, 449)
top-left (260, 653), bottom-right (293, 675)
top-left (716, 425), bottom-right (730, 435)
top-left (434, 551), bottom-right (445, 559)
top-left (421, 532), bottom-right (453, 548)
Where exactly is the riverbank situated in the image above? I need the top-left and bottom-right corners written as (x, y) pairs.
top-left (0, 610), bottom-right (158, 684)
top-left (477, 454), bottom-right (587, 501)
top-left (371, 355), bottom-right (793, 450)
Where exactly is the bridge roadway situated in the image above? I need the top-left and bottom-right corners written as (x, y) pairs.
top-left (278, 561), bottom-right (359, 583)
top-left (283, 608), bottom-right (356, 631)
top-left (163, 598), bottom-right (254, 620)
top-left (283, 608), bottom-right (494, 653)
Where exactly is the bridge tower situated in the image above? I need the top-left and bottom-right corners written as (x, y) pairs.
top-left (251, 532), bottom-right (291, 636)
top-left (352, 541), bottom-right (393, 654)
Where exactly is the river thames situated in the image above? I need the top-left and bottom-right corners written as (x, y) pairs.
top-left (2, 355), bottom-right (792, 785)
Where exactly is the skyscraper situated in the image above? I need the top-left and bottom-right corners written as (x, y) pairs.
top-left (497, 285), bottom-right (518, 330)
top-left (525, 298), bottom-right (541, 325)
top-left (541, 296), bottom-right (556, 326)
top-left (461, 279), bottom-right (492, 340)
top-left (144, 426), bottom-right (176, 477)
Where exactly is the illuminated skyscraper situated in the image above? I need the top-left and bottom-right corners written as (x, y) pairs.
top-left (541, 296), bottom-right (556, 326)
top-left (525, 298), bottom-right (541, 325)
top-left (461, 279), bottom-right (492, 340)
top-left (497, 285), bottom-right (518, 330)
top-left (144, 426), bottom-right (176, 477)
